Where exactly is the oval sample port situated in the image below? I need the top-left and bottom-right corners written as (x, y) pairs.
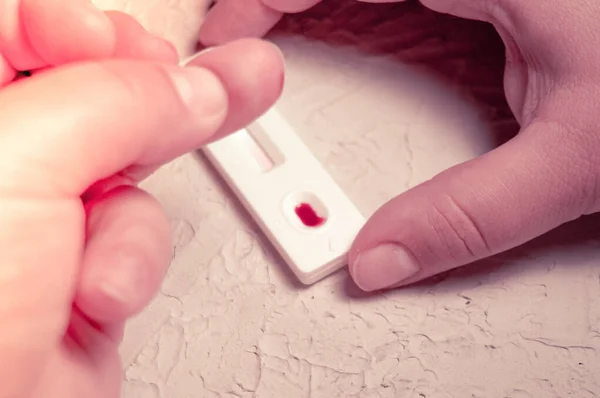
top-left (283, 191), bottom-right (330, 230)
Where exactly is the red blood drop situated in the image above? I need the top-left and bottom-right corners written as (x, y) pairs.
top-left (294, 202), bottom-right (325, 227)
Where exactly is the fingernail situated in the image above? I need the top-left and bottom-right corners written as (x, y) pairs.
top-left (98, 250), bottom-right (145, 304)
top-left (266, 41), bottom-right (286, 90)
top-left (166, 65), bottom-right (227, 118)
top-left (352, 244), bottom-right (420, 291)
top-left (266, 41), bottom-right (285, 64)
top-left (180, 46), bottom-right (217, 66)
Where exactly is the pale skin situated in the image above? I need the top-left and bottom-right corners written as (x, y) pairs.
top-left (0, 0), bottom-right (598, 396)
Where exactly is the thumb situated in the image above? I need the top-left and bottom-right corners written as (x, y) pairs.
top-left (0, 39), bottom-right (284, 197)
top-left (349, 115), bottom-right (598, 291)
top-left (0, 60), bottom-right (225, 197)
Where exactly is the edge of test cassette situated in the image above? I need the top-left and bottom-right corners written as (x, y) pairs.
top-left (202, 107), bottom-right (366, 285)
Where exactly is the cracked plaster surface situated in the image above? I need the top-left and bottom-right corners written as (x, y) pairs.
top-left (93, 0), bottom-right (600, 397)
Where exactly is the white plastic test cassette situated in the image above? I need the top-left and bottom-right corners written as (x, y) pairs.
top-left (202, 107), bottom-right (366, 284)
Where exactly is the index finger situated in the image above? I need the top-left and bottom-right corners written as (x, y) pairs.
top-left (0, 38), bottom-right (284, 197)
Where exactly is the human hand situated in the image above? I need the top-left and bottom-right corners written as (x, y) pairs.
top-left (0, 0), bottom-right (178, 85)
top-left (197, 0), bottom-right (410, 45)
top-left (0, 38), bottom-right (283, 398)
top-left (198, 0), bottom-right (600, 291)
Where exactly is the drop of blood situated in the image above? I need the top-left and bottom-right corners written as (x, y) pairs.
top-left (294, 202), bottom-right (325, 227)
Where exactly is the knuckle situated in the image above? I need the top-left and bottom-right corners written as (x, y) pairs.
top-left (99, 63), bottom-right (149, 104)
top-left (89, 62), bottom-right (174, 112)
top-left (89, 63), bottom-right (147, 111)
top-left (424, 194), bottom-right (492, 262)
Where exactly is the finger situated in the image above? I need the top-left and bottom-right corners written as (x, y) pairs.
top-left (184, 38), bottom-right (284, 139)
top-left (0, 38), bottom-right (284, 197)
top-left (349, 118), bottom-right (596, 291)
top-left (76, 186), bottom-right (171, 324)
top-left (31, 305), bottom-right (122, 398)
top-left (105, 11), bottom-right (178, 63)
top-left (261, 0), bottom-right (321, 13)
top-left (419, 0), bottom-right (485, 20)
top-left (0, 53), bottom-right (16, 85)
top-left (199, 0), bottom-right (283, 45)
top-left (78, 38), bottom-right (285, 199)
top-left (0, 0), bottom-right (45, 71)
top-left (20, 0), bottom-right (116, 65)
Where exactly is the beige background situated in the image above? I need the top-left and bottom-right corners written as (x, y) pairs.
top-left (94, 0), bottom-right (600, 397)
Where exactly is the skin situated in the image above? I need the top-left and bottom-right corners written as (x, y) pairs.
top-left (0, 0), bottom-right (598, 396)
top-left (199, 0), bottom-right (600, 291)
top-left (0, 0), bottom-right (283, 396)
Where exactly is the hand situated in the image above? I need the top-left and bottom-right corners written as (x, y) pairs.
top-left (0, 38), bottom-right (283, 398)
top-left (0, 0), bottom-right (178, 85)
top-left (198, 0), bottom-right (600, 291)
top-left (197, 0), bottom-right (409, 45)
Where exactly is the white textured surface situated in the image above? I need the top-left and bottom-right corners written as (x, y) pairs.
top-left (95, 1), bottom-right (600, 397)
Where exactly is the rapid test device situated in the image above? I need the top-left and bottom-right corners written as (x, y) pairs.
top-left (202, 107), bottom-right (365, 284)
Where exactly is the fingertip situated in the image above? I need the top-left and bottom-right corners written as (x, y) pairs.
top-left (184, 38), bottom-right (285, 139)
top-left (0, 0), bottom-right (46, 70)
top-left (150, 36), bottom-right (179, 63)
top-left (262, 0), bottom-right (322, 13)
top-left (76, 246), bottom-right (155, 322)
top-left (77, 187), bottom-right (171, 324)
top-left (130, 34), bottom-right (179, 64)
top-left (198, 0), bottom-right (282, 46)
top-left (22, 0), bottom-right (116, 65)
top-left (349, 243), bottom-right (421, 292)
top-left (105, 11), bottom-right (179, 63)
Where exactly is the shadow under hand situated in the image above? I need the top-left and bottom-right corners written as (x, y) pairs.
top-left (273, 0), bottom-right (517, 144)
